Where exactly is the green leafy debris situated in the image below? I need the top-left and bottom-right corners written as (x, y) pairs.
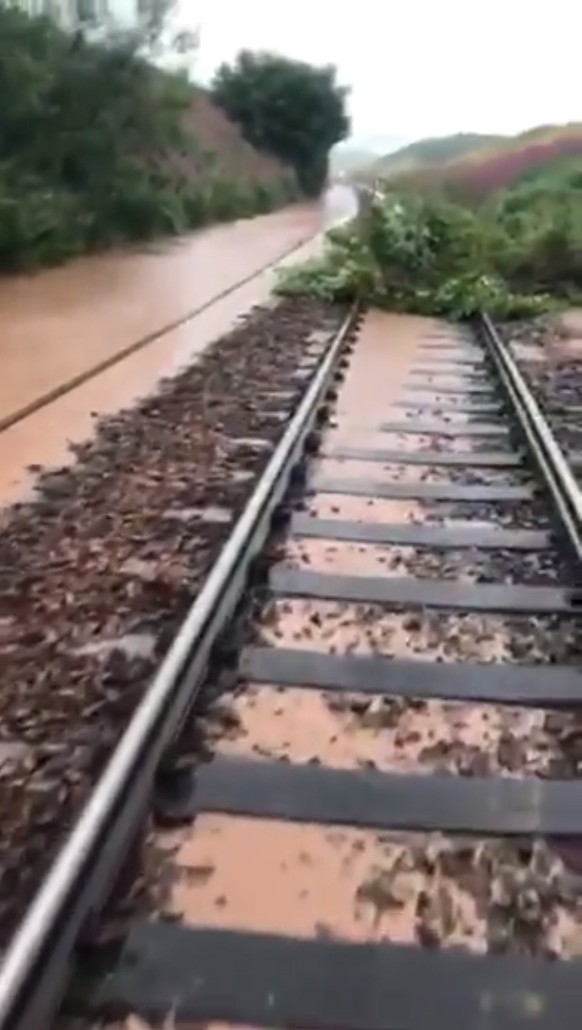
top-left (277, 186), bottom-right (580, 319)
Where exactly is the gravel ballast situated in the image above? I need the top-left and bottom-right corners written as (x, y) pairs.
top-left (501, 311), bottom-right (582, 478)
top-left (0, 296), bottom-right (345, 944)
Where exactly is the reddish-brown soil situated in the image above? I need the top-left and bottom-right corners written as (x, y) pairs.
top-left (175, 90), bottom-right (290, 187)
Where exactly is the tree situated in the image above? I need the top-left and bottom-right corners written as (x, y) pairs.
top-left (212, 51), bottom-right (349, 196)
top-left (0, 7), bottom-right (296, 271)
top-left (135, 0), bottom-right (199, 65)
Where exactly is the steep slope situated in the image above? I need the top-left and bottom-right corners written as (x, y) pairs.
top-left (175, 89), bottom-right (293, 187)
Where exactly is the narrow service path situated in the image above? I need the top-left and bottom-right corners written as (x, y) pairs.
top-left (0, 186), bottom-right (360, 507)
top-left (0, 233), bottom-right (323, 506)
top-left (0, 204), bottom-right (319, 428)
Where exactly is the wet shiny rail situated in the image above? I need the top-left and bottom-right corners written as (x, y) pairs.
top-left (0, 305), bottom-right (581, 1030)
top-left (478, 312), bottom-right (582, 567)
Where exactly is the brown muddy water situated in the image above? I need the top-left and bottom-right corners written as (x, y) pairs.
top-left (0, 193), bottom-right (355, 507)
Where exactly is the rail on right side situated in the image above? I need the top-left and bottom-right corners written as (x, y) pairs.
top-left (478, 312), bottom-right (582, 578)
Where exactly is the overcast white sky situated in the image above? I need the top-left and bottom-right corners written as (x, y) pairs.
top-left (183, 0), bottom-right (580, 147)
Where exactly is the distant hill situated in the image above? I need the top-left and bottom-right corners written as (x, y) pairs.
top-left (382, 123), bottom-right (582, 198)
top-left (371, 133), bottom-right (503, 177)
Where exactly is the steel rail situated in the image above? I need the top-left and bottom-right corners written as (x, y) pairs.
top-left (478, 312), bottom-right (582, 569)
top-left (0, 304), bottom-right (358, 1030)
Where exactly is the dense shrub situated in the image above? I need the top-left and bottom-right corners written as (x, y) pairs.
top-left (0, 8), bottom-right (297, 272)
top-left (490, 173), bottom-right (582, 297)
top-left (212, 51), bottom-right (349, 196)
top-left (276, 189), bottom-right (578, 320)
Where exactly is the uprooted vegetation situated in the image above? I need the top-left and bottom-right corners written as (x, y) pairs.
top-left (277, 169), bottom-right (582, 320)
top-left (0, 8), bottom-right (298, 272)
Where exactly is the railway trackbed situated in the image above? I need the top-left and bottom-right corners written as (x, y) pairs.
top-left (0, 305), bottom-right (581, 1029)
top-left (501, 313), bottom-right (582, 486)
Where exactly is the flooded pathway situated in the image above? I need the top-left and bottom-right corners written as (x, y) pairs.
top-left (0, 188), bottom-right (356, 506)
top-left (0, 204), bottom-right (318, 427)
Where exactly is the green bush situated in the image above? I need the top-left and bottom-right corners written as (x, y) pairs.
top-left (277, 191), bottom-right (562, 320)
top-left (253, 181), bottom-right (282, 214)
top-left (0, 170), bottom-right (89, 268)
top-left (492, 184), bottom-right (582, 296)
top-left (102, 163), bottom-right (190, 241)
top-left (200, 176), bottom-right (243, 222)
top-left (0, 8), bottom-right (297, 272)
top-left (181, 186), bottom-right (210, 229)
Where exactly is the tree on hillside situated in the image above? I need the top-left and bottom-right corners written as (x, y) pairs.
top-left (212, 51), bottom-right (349, 196)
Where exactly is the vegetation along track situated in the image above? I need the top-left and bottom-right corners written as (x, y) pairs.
top-left (1, 303), bottom-right (582, 1030)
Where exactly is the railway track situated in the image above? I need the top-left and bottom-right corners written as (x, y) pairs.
top-left (501, 314), bottom-right (582, 488)
top-left (0, 304), bottom-right (581, 1029)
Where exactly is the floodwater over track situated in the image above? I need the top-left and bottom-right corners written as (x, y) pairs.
top-left (0, 188), bottom-right (355, 505)
top-left (4, 190), bottom-right (581, 1030)
top-left (35, 309), bottom-right (582, 1030)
